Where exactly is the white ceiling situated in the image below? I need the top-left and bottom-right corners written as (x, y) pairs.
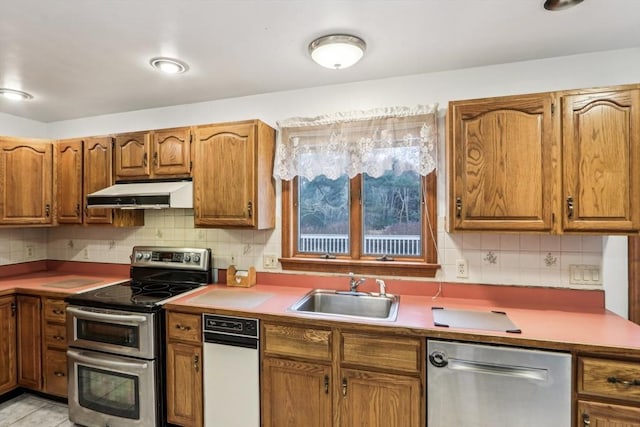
top-left (1, 0), bottom-right (639, 123)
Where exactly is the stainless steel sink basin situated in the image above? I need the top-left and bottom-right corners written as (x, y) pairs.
top-left (289, 289), bottom-right (399, 321)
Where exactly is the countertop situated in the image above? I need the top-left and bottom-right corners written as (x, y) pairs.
top-left (0, 270), bottom-right (128, 298)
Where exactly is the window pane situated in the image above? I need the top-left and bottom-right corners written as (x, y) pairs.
top-left (298, 175), bottom-right (349, 255)
top-left (362, 171), bottom-right (422, 257)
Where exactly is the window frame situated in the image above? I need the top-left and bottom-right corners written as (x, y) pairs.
top-left (280, 171), bottom-right (439, 277)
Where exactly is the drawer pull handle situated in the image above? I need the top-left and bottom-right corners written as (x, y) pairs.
top-left (607, 376), bottom-right (640, 386)
top-left (324, 375), bottom-right (329, 394)
top-left (194, 354), bottom-right (199, 372)
top-left (54, 371), bottom-right (65, 377)
top-left (53, 335), bottom-right (65, 341)
top-left (176, 324), bottom-right (192, 331)
top-left (342, 378), bottom-right (347, 397)
top-left (52, 309), bottom-right (65, 315)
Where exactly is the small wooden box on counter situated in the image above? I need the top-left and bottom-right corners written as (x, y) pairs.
top-left (226, 265), bottom-right (256, 288)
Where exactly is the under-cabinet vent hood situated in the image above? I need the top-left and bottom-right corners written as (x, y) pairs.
top-left (86, 179), bottom-right (193, 209)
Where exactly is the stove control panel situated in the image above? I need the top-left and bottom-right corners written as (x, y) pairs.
top-left (131, 246), bottom-right (211, 271)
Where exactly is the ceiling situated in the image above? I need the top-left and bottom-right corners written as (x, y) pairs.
top-left (1, 0), bottom-right (639, 123)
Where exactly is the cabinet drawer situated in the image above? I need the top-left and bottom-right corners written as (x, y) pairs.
top-left (167, 311), bottom-right (201, 343)
top-left (44, 322), bottom-right (67, 348)
top-left (341, 332), bottom-right (421, 374)
top-left (578, 357), bottom-right (640, 403)
top-left (263, 323), bottom-right (332, 362)
top-left (43, 298), bottom-right (66, 323)
top-left (43, 348), bottom-right (68, 397)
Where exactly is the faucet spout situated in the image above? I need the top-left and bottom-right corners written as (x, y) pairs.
top-left (376, 279), bottom-right (387, 297)
top-left (348, 272), bottom-right (366, 292)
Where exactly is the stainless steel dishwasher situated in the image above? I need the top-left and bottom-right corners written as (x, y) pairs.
top-left (203, 313), bottom-right (260, 427)
top-left (427, 340), bottom-right (571, 426)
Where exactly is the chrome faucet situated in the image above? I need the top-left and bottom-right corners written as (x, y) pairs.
top-left (376, 279), bottom-right (387, 297)
top-left (348, 272), bottom-right (366, 292)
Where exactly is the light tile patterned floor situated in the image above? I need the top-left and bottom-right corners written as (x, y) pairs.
top-left (0, 394), bottom-right (74, 427)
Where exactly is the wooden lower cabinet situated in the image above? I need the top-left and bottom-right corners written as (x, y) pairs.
top-left (42, 348), bottom-right (68, 397)
top-left (42, 297), bottom-right (68, 397)
top-left (166, 310), bottom-right (203, 427)
top-left (0, 295), bottom-right (16, 394)
top-left (578, 401), bottom-right (640, 427)
top-left (262, 357), bottom-right (332, 427)
top-left (17, 295), bottom-right (41, 390)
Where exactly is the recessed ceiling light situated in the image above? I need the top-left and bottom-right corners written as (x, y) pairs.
top-left (149, 57), bottom-right (189, 74)
top-left (0, 88), bottom-right (33, 101)
top-left (543, 0), bottom-right (584, 11)
top-left (308, 34), bottom-right (366, 70)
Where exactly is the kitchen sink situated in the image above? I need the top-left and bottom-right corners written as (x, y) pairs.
top-left (289, 289), bottom-right (399, 321)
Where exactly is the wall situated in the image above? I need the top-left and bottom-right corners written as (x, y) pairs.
top-left (0, 111), bottom-right (47, 138)
top-left (13, 47), bottom-right (640, 314)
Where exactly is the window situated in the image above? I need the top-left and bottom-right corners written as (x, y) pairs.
top-left (276, 105), bottom-right (439, 277)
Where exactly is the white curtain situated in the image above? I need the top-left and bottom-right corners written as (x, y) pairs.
top-left (274, 104), bottom-right (438, 181)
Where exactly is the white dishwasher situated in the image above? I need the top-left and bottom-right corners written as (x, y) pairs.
top-left (203, 313), bottom-right (260, 427)
top-left (427, 340), bottom-right (571, 427)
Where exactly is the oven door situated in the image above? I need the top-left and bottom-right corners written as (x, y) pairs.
top-left (68, 348), bottom-right (158, 427)
top-left (67, 306), bottom-right (156, 359)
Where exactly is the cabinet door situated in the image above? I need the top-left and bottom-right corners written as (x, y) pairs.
top-left (114, 132), bottom-right (151, 179)
top-left (562, 88), bottom-right (640, 232)
top-left (0, 296), bottom-right (16, 394)
top-left (448, 93), bottom-right (555, 232)
top-left (0, 141), bottom-right (53, 224)
top-left (262, 357), bottom-right (332, 427)
top-left (340, 368), bottom-right (421, 427)
top-left (578, 401), bottom-right (640, 427)
top-left (17, 295), bottom-right (41, 390)
top-left (84, 137), bottom-right (114, 224)
top-left (194, 122), bottom-right (256, 227)
top-left (56, 139), bottom-right (84, 224)
top-left (166, 342), bottom-right (202, 427)
top-left (152, 127), bottom-right (192, 177)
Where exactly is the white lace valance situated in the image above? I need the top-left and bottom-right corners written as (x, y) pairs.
top-left (274, 104), bottom-right (438, 181)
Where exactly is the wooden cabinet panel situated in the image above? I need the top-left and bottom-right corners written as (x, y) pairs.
top-left (341, 332), bottom-right (421, 374)
top-left (578, 357), bottom-right (640, 403)
top-left (263, 323), bottom-right (332, 362)
top-left (166, 342), bottom-right (202, 427)
top-left (17, 295), bottom-right (41, 390)
top-left (152, 127), bottom-right (192, 177)
top-left (166, 311), bottom-right (201, 344)
top-left (193, 120), bottom-right (275, 229)
top-left (340, 368), bottom-right (421, 427)
top-left (84, 137), bottom-right (114, 224)
top-left (262, 357), bottom-right (332, 427)
top-left (0, 140), bottom-right (53, 225)
top-left (42, 348), bottom-right (68, 397)
top-left (114, 132), bottom-right (150, 179)
top-left (562, 88), bottom-right (640, 232)
top-left (447, 93), bottom-right (554, 232)
top-left (56, 139), bottom-right (83, 223)
top-left (578, 400), bottom-right (640, 427)
top-left (0, 295), bottom-right (16, 394)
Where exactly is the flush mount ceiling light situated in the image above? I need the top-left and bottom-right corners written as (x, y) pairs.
top-left (149, 57), bottom-right (189, 74)
top-left (543, 0), bottom-right (584, 11)
top-left (308, 34), bottom-right (366, 70)
top-left (0, 88), bottom-right (33, 101)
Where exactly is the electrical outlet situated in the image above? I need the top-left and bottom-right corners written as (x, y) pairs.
top-left (456, 259), bottom-right (469, 278)
top-left (230, 254), bottom-right (237, 266)
top-left (263, 254), bottom-right (278, 269)
top-left (25, 245), bottom-right (35, 259)
top-left (83, 247), bottom-right (90, 260)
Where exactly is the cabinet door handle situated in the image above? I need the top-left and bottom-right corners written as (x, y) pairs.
top-left (54, 371), bottom-right (66, 377)
top-left (143, 152), bottom-right (148, 167)
top-left (193, 354), bottom-right (200, 372)
top-left (11, 302), bottom-right (16, 317)
top-left (607, 376), bottom-right (640, 386)
top-left (247, 201), bottom-right (253, 218)
top-left (75, 203), bottom-right (81, 216)
top-left (582, 413), bottom-right (590, 426)
top-left (324, 375), bottom-right (329, 394)
top-left (175, 324), bottom-right (192, 331)
top-left (153, 151), bottom-right (158, 166)
top-left (45, 204), bottom-right (51, 217)
top-left (341, 378), bottom-right (347, 397)
top-left (85, 204), bottom-right (89, 216)
top-left (455, 197), bottom-right (462, 218)
top-left (567, 196), bottom-right (574, 219)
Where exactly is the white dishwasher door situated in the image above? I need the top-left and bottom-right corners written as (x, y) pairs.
top-left (203, 334), bottom-right (260, 427)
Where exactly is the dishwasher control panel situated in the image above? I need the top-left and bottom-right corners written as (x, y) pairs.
top-left (203, 314), bottom-right (259, 338)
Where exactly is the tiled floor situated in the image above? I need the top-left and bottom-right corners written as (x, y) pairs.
top-left (0, 394), bottom-right (74, 427)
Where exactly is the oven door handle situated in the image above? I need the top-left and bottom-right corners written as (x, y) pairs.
top-left (67, 306), bottom-right (149, 324)
top-left (68, 349), bottom-right (149, 370)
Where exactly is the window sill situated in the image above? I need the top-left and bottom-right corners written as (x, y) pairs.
top-left (279, 257), bottom-right (440, 278)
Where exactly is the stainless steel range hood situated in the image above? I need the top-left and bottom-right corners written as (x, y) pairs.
top-left (86, 179), bottom-right (193, 209)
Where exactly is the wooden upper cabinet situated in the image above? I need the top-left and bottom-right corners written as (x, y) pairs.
top-left (56, 139), bottom-right (83, 224)
top-left (84, 137), bottom-right (115, 224)
top-left (0, 139), bottom-right (53, 225)
top-left (114, 132), bottom-right (150, 179)
top-left (561, 87), bottom-right (640, 233)
top-left (114, 127), bottom-right (192, 180)
top-left (447, 93), bottom-right (555, 232)
top-left (193, 120), bottom-right (275, 229)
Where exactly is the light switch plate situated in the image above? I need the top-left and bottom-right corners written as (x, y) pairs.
top-left (569, 264), bottom-right (602, 285)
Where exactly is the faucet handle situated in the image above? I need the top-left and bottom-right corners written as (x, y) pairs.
top-left (376, 279), bottom-right (387, 296)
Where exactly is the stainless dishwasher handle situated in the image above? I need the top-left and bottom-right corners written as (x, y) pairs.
top-left (68, 349), bottom-right (148, 370)
top-left (67, 306), bottom-right (148, 324)
top-left (448, 358), bottom-right (548, 381)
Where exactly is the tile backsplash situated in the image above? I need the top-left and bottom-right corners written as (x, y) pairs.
top-left (9, 209), bottom-right (602, 290)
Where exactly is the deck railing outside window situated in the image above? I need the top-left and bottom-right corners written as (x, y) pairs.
top-left (299, 234), bottom-right (421, 256)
